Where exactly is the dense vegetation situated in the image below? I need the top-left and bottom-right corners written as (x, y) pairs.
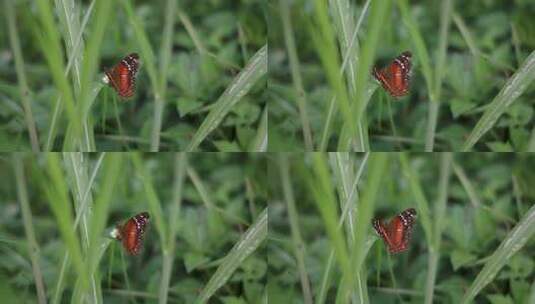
top-left (1, 0), bottom-right (266, 151)
top-left (0, 153), bottom-right (267, 303)
top-left (269, 0), bottom-right (535, 151)
top-left (269, 153), bottom-right (535, 303)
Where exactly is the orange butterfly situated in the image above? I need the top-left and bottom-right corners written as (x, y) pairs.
top-left (372, 51), bottom-right (412, 98)
top-left (104, 53), bottom-right (140, 98)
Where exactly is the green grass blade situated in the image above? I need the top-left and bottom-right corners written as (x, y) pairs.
top-left (249, 106), bottom-right (268, 152)
top-left (150, 0), bottom-right (178, 152)
top-left (307, 153), bottom-right (350, 269)
top-left (121, 0), bottom-right (160, 150)
top-left (14, 156), bottom-right (46, 303)
top-left (72, 0), bottom-right (113, 151)
top-left (41, 154), bottom-right (85, 284)
top-left (196, 208), bottom-right (267, 303)
top-left (280, 0), bottom-right (314, 150)
top-left (307, 0), bottom-right (355, 151)
top-left (424, 153), bottom-right (452, 304)
top-left (452, 13), bottom-right (480, 57)
top-left (397, 0), bottom-right (434, 99)
top-left (330, 0), bottom-right (369, 151)
top-left (46, 0), bottom-right (95, 151)
top-left (279, 155), bottom-right (313, 304)
top-left (452, 161), bottom-right (481, 207)
top-left (341, 0), bottom-right (390, 151)
top-left (462, 50), bottom-right (535, 151)
top-left (34, 0), bottom-right (78, 149)
top-left (319, 0), bottom-right (371, 151)
top-left (131, 153), bottom-right (167, 247)
top-left (82, 153), bottom-right (123, 301)
top-left (5, 1), bottom-right (40, 151)
top-left (426, 0), bottom-right (452, 151)
top-left (461, 204), bottom-right (535, 303)
top-left (186, 45), bottom-right (267, 151)
top-left (159, 153), bottom-right (187, 304)
top-left (398, 153), bottom-right (433, 248)
top-left (342, 153), bottom-right (388, 302)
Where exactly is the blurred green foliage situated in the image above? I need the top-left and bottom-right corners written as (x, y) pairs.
top-left (269, 153), bottom-right (535, 303)
top-left (0, 153), bottom-right (267, 303)
top-left (268, 1), bottom-right (535, 151)
top-left (0, 0), bottom-right (266, 151)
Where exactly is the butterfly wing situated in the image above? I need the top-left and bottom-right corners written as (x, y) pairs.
top-left (373, 51), bottom-right (412, 98)
top-left (105, 53), bottom-right (140, 98)
top-left (120, 212), bottom-right (150, 255)
top-left (373, 218), bottom-right (396, 252)
top-left (399, 208), bottom-right (416, 250)
top-left (373, 208), bottom-right (417, 254)
top-left (386, 216), bottom-right (406, 253)
top-left (389, 208), bottom-right (417, 253)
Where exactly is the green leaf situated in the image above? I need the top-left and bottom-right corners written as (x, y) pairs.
top-left (184, 252), bottom-right (210, 273)
top-left (196, 208), bottom-right (267, 303)
top-left (450, 250), bottom-right (477, 271)
top-left (186, 45), bottom-right (267, 151)
top-left (462, 50), bottom-right (535, 150)
top-left (461, 204), bottom-right (535, 303)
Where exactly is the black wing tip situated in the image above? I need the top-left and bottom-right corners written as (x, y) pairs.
top-left (401, 51), bottom-right (412, 58)
top-left (405, 208), bottom-right (417, 216)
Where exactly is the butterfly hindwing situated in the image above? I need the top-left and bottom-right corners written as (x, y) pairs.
top-left (373, 208), bottom-right (417, 254)
top-left (105, 53), bottom-right (140, 98)
top-left (118, 212), bottom-right (150, 255)
top-left (373, 51), bottom-right (412, 98)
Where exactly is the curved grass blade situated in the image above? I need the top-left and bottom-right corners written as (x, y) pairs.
top-left (196, 208), bottom-right (267, 303)
top-left (462, 50), bottom-right (535, 151)
top-left (461, 204), bottom-right (535, 303)
top-left (186, 45), bottom-right (267, 151)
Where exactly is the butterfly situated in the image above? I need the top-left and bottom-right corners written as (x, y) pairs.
top-left (115, 212), bottom-right (150, 255)
top-left (372, 51), bottom-right (412, 98)
top-left (372, 208), bottom-right (417, 254)
top-left (103, 53), bottom-right (140, 98)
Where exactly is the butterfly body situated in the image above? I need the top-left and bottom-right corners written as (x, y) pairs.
top-left (104, 53), bottom-right (140, 98)
top-left (373, 208), bottom-right (416, 254)
top-left (372, 51), bottom-right (412, 98)
top-left (116, 212), bottom-right (149, 255)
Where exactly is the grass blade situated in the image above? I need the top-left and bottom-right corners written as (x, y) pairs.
top-left (462, 50), bottom-right (535, 150)
top-left (197, 207), bottom-right (267, 303)
top-left (398, 153), bottom-right (433, 248)
top-left (186, 45), bottom-right (267, 151)
top-left (41, 154), bottom-right (85, 286)
top-left (34, 0), bottom-right (78, 149)
top-left (427, 0), bottom-right (452, 151)
top-left (249, 106), bottom-right (268, 152)
top-left (14, 156), bottom-right (46, 303)
top-left (131, 153), bottom-right (167, 247)
top-left (306, 0), bottom-right (354, 151)
top-left (279, 155), bottom-right (313, 304)
top-left (329, 0), bottom-right (370, 151)
top-left (343, 153), bottom-right (388, 302)
top-left (424, 153), bottom-right (452, 304)
top-left (151, 0), bottom-right (178, 151)
top-left (340, 0), bottom-right (390, 151)
top-left (280, 0), bottom-right (314, 150)
top-left (397, 0), bottom-right (434, 99)
top-left (304, 153), bottom-right (349, 271)
top-left (159, 153), bottom-right (187, 304)
top-left (5, 2), bottom-right (40, 151)
top-left (461, 204), bottom-right (535, 303)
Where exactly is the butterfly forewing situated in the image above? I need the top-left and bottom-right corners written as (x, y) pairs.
top-left (373, 51), bottom-right (412, 98)
top-left (105, 53), bottom-right (140, 98)
top-left (373, 208), bottom-right (417, 254)
top-left (118, 212), bottom-right (150, 255)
